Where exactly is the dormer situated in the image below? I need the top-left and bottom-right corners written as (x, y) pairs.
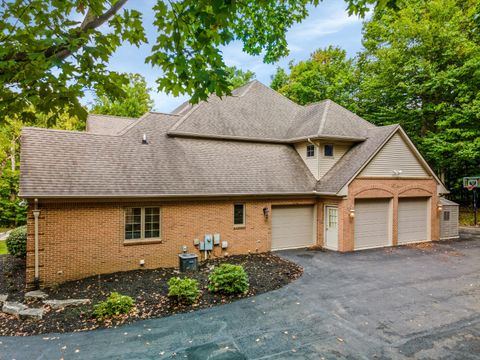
top-left (294, 140), bottom-right (353, 180)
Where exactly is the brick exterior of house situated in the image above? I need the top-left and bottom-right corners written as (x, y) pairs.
top-left (26, 198), bottom-right (317, 287)
top-left (25, 177), bottom-right (441, 288)
top-left (342, 177), bottom-right (439, 251)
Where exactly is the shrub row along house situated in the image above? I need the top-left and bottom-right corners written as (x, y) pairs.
top-left (20, 81), bottom-right (449, 288)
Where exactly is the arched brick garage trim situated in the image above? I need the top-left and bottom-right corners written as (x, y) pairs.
top-left (398, 184), bottom-right (434, 197)
top-left (353, 185), bottom-right (395, 199)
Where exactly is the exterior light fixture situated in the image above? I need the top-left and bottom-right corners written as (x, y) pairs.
top-left (438, 204), bottom-right (443, 212)
top-left (263, 207), bottom-right (269, 219)
top-left (349, 209), bottom-right (355, 218)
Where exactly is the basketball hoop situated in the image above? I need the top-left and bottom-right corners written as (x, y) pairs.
top-left (464, 176), bottom-right (480, 226)
top-left (463, 177), bottom-right (479, 191)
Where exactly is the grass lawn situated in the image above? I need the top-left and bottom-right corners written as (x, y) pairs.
top-left (0, 240), bottom-right (8, 255)
top-left (0, 226), bottom-right (13, 233)
top-left (460, 208), bottom-right (478, 226)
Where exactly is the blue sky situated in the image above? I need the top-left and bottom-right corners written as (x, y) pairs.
top-left (90, 0), bottom-right (368, 113)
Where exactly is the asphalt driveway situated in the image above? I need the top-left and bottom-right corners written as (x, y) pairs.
top-left (1, 230), bottom-right (480, 360)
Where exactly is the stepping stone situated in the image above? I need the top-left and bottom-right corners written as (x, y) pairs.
top-left (2, 301), bottom-right (28, 316)
top-left (0, 294), bottom-right (7, 305)
top-left (44, 299), bottom-right (90, 309)
top-left (25, 290), bottom-right (48, 301)
top-left (19, 307), bottom-right (44, 321)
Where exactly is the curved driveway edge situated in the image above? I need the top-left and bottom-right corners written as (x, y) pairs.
top-left (1, 233), bottom-right (480, 360)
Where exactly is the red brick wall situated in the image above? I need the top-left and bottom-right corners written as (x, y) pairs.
top-left (341, 178), bottom-right (440, 251)
top-left (26, 198), bottom-right (317, 287)
top-left (25, 179), bottom-right (441, 287)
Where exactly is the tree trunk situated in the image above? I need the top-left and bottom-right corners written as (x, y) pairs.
top-left (10, 139), bottom-right (15, 171)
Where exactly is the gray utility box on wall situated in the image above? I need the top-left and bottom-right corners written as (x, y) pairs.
top-left (178, 253), bottom-right (198, 272)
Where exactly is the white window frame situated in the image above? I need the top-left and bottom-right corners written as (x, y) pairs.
top-left (323, 144), bottom-right (334, 157)
top-left (306, 144), bottom-right (316, 158)
top-left (233, 203), bottom-right (246, 227)
top-left (124, 207), bottom-right (161, 241)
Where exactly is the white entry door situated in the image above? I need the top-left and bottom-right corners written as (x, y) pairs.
top-left (325, 206), bottom-right (338, 250)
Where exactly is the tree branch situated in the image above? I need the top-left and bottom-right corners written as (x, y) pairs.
top-left (2, 0), bottom-right (128, 64)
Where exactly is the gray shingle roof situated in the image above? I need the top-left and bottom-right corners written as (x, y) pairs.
top-left (86, 114), bottom-right (137, 135)
top-left (440, 198), bottom-right (459, 206)
top-left (20, 113), bottom-right (318, 198)
top-left (20, 81), bottom-right (411, 198)
top-left (168, 81), bottom-right (372, 142)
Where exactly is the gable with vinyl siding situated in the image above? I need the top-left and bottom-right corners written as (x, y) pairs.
top-left (359, 133), bottom-right (429, 178)
top-left (318, 142), bottom-right (351, 179)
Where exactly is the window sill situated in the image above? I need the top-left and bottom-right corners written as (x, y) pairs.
top-left (233, 225), bottom-right (246, 230)
top-left (123, 239), bottom-right (162, 246)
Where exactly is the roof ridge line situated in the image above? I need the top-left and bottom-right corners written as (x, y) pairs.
top-left (88, 114), bottom-right (137, 120)
top-left (22, 126), bottom-right (120, 138)
top-left (116, 112), bottom-right (153, 136)
top-left (167, 102), bottom-right (203, 133)
top-left (303, 99), bottom-right (329, 108)
top-left (259, 81), bottom-right (303, 108)
top-left (148, 111), bottom-right (180, 116)
top-left (234, 80), bottom-right (257, 97)
top-left (317, 99), bottom-right (331, 136)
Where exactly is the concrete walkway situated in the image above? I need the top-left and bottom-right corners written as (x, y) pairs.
top-left (0, 231), bottom-right (10, 241)
top-left (1, 232), bottom-right (480, 360)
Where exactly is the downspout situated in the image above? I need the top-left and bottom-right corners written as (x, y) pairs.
top-left (32, 198), bottom-right (40, 288)
top-left (307, 138), bottom-right (320, 180)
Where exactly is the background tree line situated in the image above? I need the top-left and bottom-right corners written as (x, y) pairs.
top-left (0, 0), bottom-right (478, 226)
top-left (272, 0), bottom-right (480, 204)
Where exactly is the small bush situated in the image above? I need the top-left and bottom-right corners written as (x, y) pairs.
top-left (167, 277), bottom-right (200, 304)
top-left (208, 264), bottom-right (249, 294)
top-left (6, 225), bottom-right (27, 258)
top-left (93, 292), bottom-right (134, 319)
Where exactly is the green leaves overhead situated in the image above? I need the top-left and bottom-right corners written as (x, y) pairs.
top-left (0, 0), bottom-right (145, 124)
top-left (0, 0), bottom-right (396, 124)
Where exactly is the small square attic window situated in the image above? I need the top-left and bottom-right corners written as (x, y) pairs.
top-left (306, 144), bottom-right (315, 158)
top-left (324, 144), bottom-right (334, 157)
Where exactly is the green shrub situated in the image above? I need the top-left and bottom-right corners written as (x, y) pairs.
top-left (6, 225), bottom-right (27, 258)
top-left (167, 277), bottom-right (200, 304)
top-left (93, 292), bottom-right (134, 319)
top-left (208, 264), bottom-right (249, 294)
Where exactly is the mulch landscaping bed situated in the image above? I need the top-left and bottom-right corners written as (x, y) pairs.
top-left (0, 254), bottom-right (26, 302)
top-left (0, 253), bottom-right (303, 336)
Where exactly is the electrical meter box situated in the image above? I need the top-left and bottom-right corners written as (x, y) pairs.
top-left (213, 233), bottom-right (221, 245)
top-left (203, 234), bottom-right (213, 251)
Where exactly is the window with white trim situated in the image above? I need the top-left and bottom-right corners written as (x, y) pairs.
top-left (125, 207), bottom-right (160, 240)
top-left (324, 144), bottom-right (334, 157)
top-left (234, 204), bottom-right (245, 226)
top-left (306, 144), bottom-right (315, 158)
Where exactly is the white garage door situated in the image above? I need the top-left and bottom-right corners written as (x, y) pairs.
top-left (354, 199), bottom-right (391, 250)
top-left (398, 198), bottom-right (429, 244)
top-left (272, 206), bottom-right (315, 250)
